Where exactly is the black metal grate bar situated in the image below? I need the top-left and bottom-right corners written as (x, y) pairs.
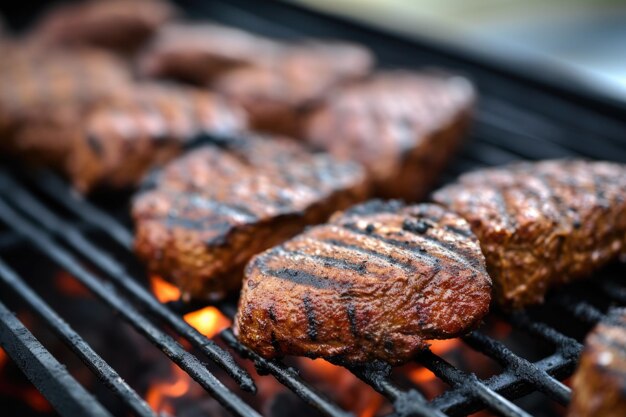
top-left (0, 197), bottom-right (261, 417)
top-left (24, 170), bottom-right (373, 417)
top-left (418, 351), bottom-right (532, 417)
top-left (462, 333), bottom-right (570, 404)
top-left (347, 362), bottom-right (449, 417)
top-left (0, 300), bottom-right (113, 417)
top-left (30, 172), bottom-right (134, 248)
top-left (508, 312), bottom-right (583, 357)
top-left (554, 296), bottom-right (605, 325)
top-left (0, 171), bottom-right (256, 393)
top-left (220, 329), bottom-right (356, 417)
top-left (0, 259), bottom-right (157, 417)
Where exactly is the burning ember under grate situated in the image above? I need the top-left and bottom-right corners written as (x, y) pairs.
top-left (1, 1), bottom-right (626, 416)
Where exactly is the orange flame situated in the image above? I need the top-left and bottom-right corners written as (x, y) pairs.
top-left (184, 307), bottom-right (231, 339)
top-left (54, 271), bottom-right (91, 297)
top-left (300, 358), bottom-right (384, 417)
top-left (407, 338), bottom-right (462, 399)
top-left (428, 338), bottom-right (460, 356)
top-left (0, 348), bottom-right (52, 413)
top-left (151, 276), bottom-right (181, 303)
top-left (24, 389), bottom-right (52, 413)
top-left (0, 347), bottom-right (6, 371)
top-left (146, 365), bottom-right (190, 414)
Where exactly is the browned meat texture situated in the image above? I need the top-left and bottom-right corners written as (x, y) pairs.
top-left (433, 160), bottom-right (626, 309)
top-left (235, 200), bottom-right (491, 365)
top-left (304, 71), bottom-right (475, 200)
top-left (0, 47), bottom-right (247, 191)
top-left (31, 0), bottom-right (175, 52)
top-left (139, 23), bottom-right (282, 84)
top-left (65, 83), bottom-right (248, 191)
top-left (132, 136), bottom-right (369, 300)
top-left (214, 42), bottom-right (374, 135)
top-left (0, 47), bottom-right (132, 160)
top-left (569, 309), bottom-right (626, 417)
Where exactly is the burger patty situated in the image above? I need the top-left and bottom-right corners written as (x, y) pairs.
top-left (433, 159), bottom-right (626, 309)
top-left (214, 41), bottom-right (374, 135)
top-left (304, 71), bottom-right (475, 200)
top-left (65, 83), bottom-right (248, 191)
top-left (139, 23), bottom-right (282, 85)
top-left (31, 0), bottom-right (175, 53)
top-left (235, 200), bottom-right (491, 365)
top-left (4, 72), bottom-right (247, 192)
top-left (569, 308), bottom-right (626, 417)
top-left (0, 47), bottom-right (132, 156)
top-left (132, 136), bottom-right (369, 300)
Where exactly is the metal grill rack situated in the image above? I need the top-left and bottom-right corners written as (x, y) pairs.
top-left (1, 1), bottom-right (626, 416)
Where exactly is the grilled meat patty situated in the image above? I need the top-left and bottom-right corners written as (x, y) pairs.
top-left (64, 83), bottom-right (247, 191)
top-left (214, 42), bottom-right (374, 135)
top-left (304, 71), bottom-right (475, 200)
top-left (133, 136), bottom-right (369, 300)
top-left (32, 0), bottom-right (175, 52)
top-left (235, 200), bottom-right (491, 364)
top-left (569, 308), bottom-right (626, 417)
top-left (0, 47), bottom-right (132, 157)
top-left (433, 160), bottom-right (626, 309)
top-left (139, 23), bottom-right (282, 85)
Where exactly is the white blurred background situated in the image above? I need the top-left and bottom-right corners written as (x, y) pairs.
top-left (292, 0), bottom-right (626, 103)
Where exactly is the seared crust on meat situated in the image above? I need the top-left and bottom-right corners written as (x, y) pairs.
top-left (139, 23), bottom-right (282, 84)
top-left (213, 41), bottom-right (374, 136)
top-left (235, 200), bottom-right (491, 365)
top-left (569, 309), bottom-right (626, 417)
top-left (433, 160), bottom-right (626, 309)
top-left (304, 71), bottom-right (475, 200)
top-left (32, 0), bottom-right (175, 52)
top-left (133, 136), bottom-right (369, 299)
top-left (2, 62), bottom-right (246, 192)
top-left (0, 47), bottom-right (132, 160)
top-left (66, 83), bottom-right (248, 191)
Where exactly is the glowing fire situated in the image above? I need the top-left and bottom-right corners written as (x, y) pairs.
top-left (0, 347), bottom-right (6, 371)
top-left (147, 277), bottom-right (232, 415)
top-left (54, 271), bottom-right (91, 297)
top-left (151, 276), bottom-right (181, 303)
top-left (184, 307), bottom-right (231, 339)
top-left (0, 347), bottom-right (52, 413)
top-left (406, 338), bottom-right (461, 399)
top-left (300, 358), bottom-right (385, 417)
top-left (146, 365), bottom-right (190, 415)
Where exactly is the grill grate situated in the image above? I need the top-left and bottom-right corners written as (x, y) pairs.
top-left (1, 1), bottom-right (626, 416)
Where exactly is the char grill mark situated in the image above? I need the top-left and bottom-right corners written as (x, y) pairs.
top-left (133, 135), bottom-right (369, 299)
top-left (302, 294), bottom-right (319, 341)
top-left (303, 71), bottom-right (475, 200)
top-left (320, 238), bottom-right (417, 273)
top-left (273, 247), bottom-right (368, 274)
top-left (433, 159), bottom-right (626, 309)
top-left (339, 222), bottom-right (441, 268)
top-left (235, 201), bottom-right (491, 365)
top-left (257, 266), bottom-right (350, 290)
top-left (346, 303), bottom-right (359, 337)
